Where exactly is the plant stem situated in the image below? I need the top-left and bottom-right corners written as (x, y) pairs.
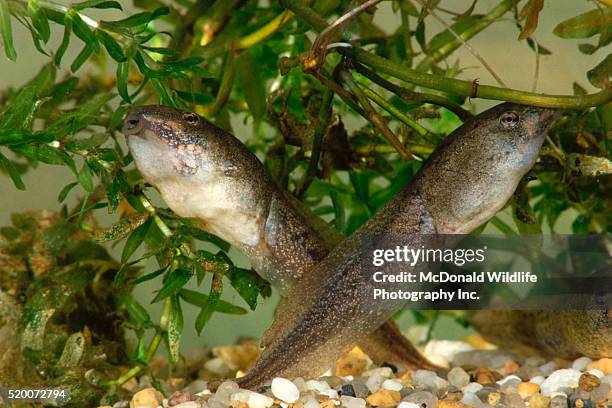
top-left (295, 88), bottom-right (333, 198)
top-left (354, 63), bottom-right (472, 120)
top-left (280, 0), bottom-right (612, 109)
top-left (199, 52), bottom-right (236, 117)
top-left (416, 0), bottom-right (518, 71)
top-left (235, 10), bottom-right (294, 50)
top-left (360, 85), bottom-right (429, 138)
top-left (339, 70), bottom-right (419, 161)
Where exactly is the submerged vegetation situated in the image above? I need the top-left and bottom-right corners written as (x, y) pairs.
top-left (0, 0), bottom-right (610, 405)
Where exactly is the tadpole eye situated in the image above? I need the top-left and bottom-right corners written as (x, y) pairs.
top-left (183, 112), bottom-right (199, 124)
top-left (500, 112), bottom-right (519, 128)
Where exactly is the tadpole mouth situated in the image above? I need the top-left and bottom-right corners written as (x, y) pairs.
top-left (123, 110), bottom-right (146, 136)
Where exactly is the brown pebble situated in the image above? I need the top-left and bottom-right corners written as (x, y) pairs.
top-left (575, 398), bottom-right (585, 408)
top-left (129, 387), bottom-right (163, 408)
top-left (320, 400), bottom-right (336, 408)
top-left (528, 393), bottom-right (550, 408)
top-left (167, 390), bottom-right (193, 406)
top-left (335, 349), bottom-right (368, 377)
top-left (579, 372), bottom-right (601, 392)
top-left (366, 389), bottom-right (401, 407)
top-left (504, 360), bottom-right (519, 374)
top-left (474, 367), bottom-right (501, 385)
top-left (586, 358), bottom-right (612, 375)
top-left (516, 382), bottom-right (540, 399)
top-left (487, 392), bottom-right (501, 405)
top-left (438, 401), bottom-right (471, 408)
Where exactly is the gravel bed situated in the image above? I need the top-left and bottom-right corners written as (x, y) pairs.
top-left (105, 338), bottom-right (611, 408)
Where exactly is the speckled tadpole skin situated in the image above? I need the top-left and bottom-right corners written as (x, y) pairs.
top-left (123, 105), bottom-right (436, 372)
top-left (234, 102), bottom-right (557, 388)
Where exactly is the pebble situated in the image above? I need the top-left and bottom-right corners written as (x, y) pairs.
top-left (586, 358), bottom-right (612, 375)
top-left (293, 377), bottom-right (307, 392)
top-left (538, 361), bottom-right (557, 376)
top-left (529, 376), bottom-right (545, 385)
top-left (172, 403), bottom-right (199, 408)
top-left (203, 357), bottom-right (231, 376)
top-left (302, 395), bottom-right (321, 408)
top-left (401, 390), bottom-right (438, 408)
top-left (167, 391), bottom-right (192, 406)
top-left (486, 391), bottom-right (501, 405)
top-left (348, 380), bottom-right (370, 399)
top-left (572, 357), bottom-right (593, 371)
top-left (516, 382), bottom-right (540, 399)
top-left (382, 379), bottom-right (403, 392)
top-left (366, 372), bottom-right (386, 393)
top-left (550, 394), bottom-right (568, 408)
top-left (366, 389), bottom-right (400, 407)
top-left (448, 367), bottom-right (470, 388)
top-left (503, 392), bottom-right (525, 408)
top-left (412, 370), bottom-right (449, 390)
top-left (271, 377), bottom-right (300, 403)
top-left (540, 369), bottom-right (582, 396)
top-left (463, 382), bottom-right (483, 393)
top-left (474, 367), bottom-right (501, 385)
top-left (335, 352), bottom-right (368, 377)
top-left (183, 380), bottom-right (207, 395)
top-left (397, 403), bottom-right (420, 408)
top-left (363, 367), bottom-right (394, 378)
top-left (306, 380), bottom-right (331, 394)
top-left (230, 390), bottom-right (274, 408)
top-left (460, 391), bottom-right (481, 407)
top-left (129, 388), bottom-right (163, 408)
top-left (340, 395), bottom-right (367, 408)
top-left (579, 372), bottom-right (601, 391)
top-left (425, 340), bottom-right (474, 367)
top-left (437, 401), bottom-right (471, 408)
top-left (590, 382), bottom-right (611, 402)
top-left (338, 383), bottom-right (356, 397)
top-left (528, 393), bottom-right (550, 408)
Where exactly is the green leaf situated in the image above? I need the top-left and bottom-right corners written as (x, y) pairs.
top-left (28, 0), bottom-right (51, 43)
top-left (228, 267), bottom-right (260, 310)
top-left (587, 54), bottom-right (611, 89)
top-left (121, 218), bottom-right (151, 263)
top-left (123, 295), bottom-right (151, 325)
top-left (131, 265), bottom-right (167, 285)
top-left (97, 29), bottom-right (126, 62)
top-left (71, 44), bottom-right (94, 72)
top-left (179, 288), bottom-right (247, 315)
top-left (55, 14), bottom-right (72, 66)
top-left (57, 181), bottom-right (78, 202)
top-left (195, 272), bottom-right (222, 334)
top-left (0, 129), bottom-right (54, 145)
top-left (236, 50), bottom-right (266, 122)
top-left (553, 8), bottom-right (612, 39)
top-left (71, 12), bottom-right (98, 50)
top-left (103, 6), bottom-right (169, 28)
top-left (77, 161), bottom-right (94, 192)
top-left (74, 0), bottom-right (122, 11)
top-left (0, 151), bottom-right (25, 190)
top-left (117, 60), bottom-right (131, 102)
top-left (174, 89), bottom-right (214, 105)
top-left (0, 0), bottom-right (16, 60)
top-left (166, 295), bottom-right (183, 363)
top-left (152, 267), bottom-right (193, 303)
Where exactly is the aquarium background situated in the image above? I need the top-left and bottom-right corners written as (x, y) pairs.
top-left (0, 0), bottom-right (605, 351)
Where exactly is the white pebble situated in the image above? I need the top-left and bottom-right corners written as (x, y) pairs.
top-left (398, 403), bottom-right (420, 408)
top-left (302, 395), bottom-right (321, 408)
top-left (365, 373), bottom-right (385, 393)
top-left (530, 376), bottom-right (545, 385)
top-left (362, 367), bottom-right (393, 378)
top-left (306, 380), bottom-right (331, 393)
top-left (463, 382), bottom-right (484, 393)
top-left (204, 357), bottom-right (232, 376)
top-left (173, 403), bottom-right (200, 408)
top-left (549, 391), bottom-right (567, 399)
top-left (382, 379), bottom-right (403, 391)
top-left (320, 389), bottom-right (338, 399)
top-left (601, 375), bottom-right (612, 384)
top-left (587, 369), bottom-right (604, 378)
top-left (293, 377), bottom-right (307, 392)
top-left (424, 340), bottom-right (474, 363)
top-left (497, 375), bottom-right (522, 385)
top-left (271, 378), bottom-right (300, 403)
top-left (572, 356), bottom-right (592, 371)
top-left (230, 390), bottom-right (274, 408)
top-left (340, 396), bottom-right (366, 408)
top-left (540, 369), bottom-right (582, 396)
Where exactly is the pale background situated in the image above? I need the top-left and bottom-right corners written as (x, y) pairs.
top-left (1, 1), bottom-right (606, 350)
